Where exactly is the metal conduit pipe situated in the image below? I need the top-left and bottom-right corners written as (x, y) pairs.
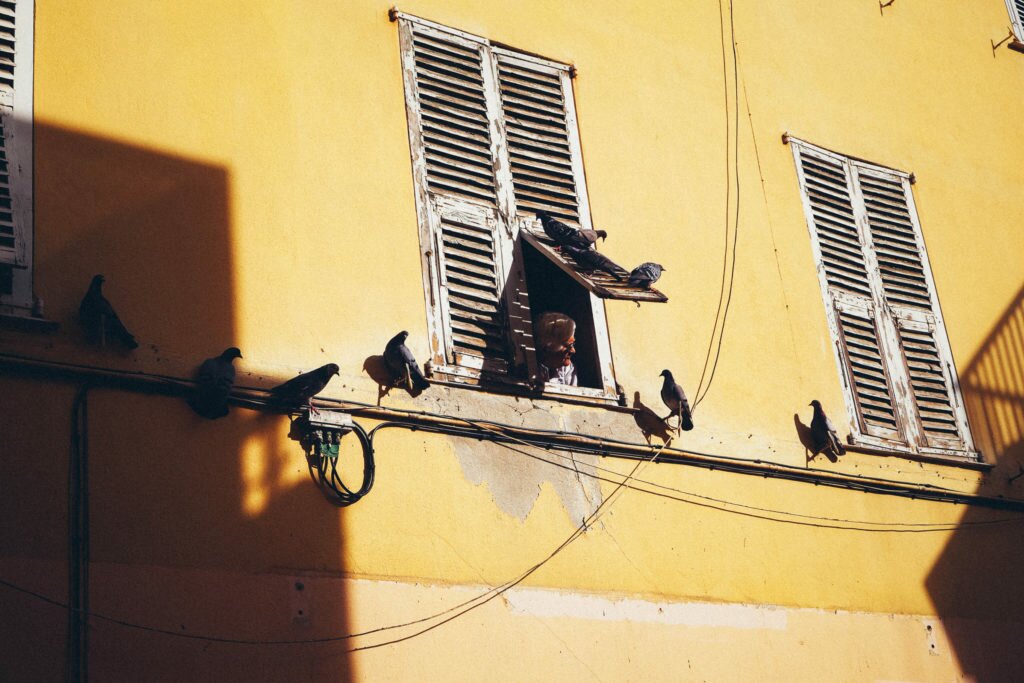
top-left (2, 352), bottom-right (1022, 512)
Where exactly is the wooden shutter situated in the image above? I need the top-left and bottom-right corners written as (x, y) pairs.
top-left (794, 145), bottom-right (902, 442)
top-left (854, 166), bottom-right (968, 451)
top-left (856, 170), bottom-right (931, 310)
top-left (1007, 0), bottom-right (1024, 41)
top-left (0, 0), bottom-right (22, 267)
top-left (895, 318), bottom-right (963, 449)
top-left (494, 53), bottom-right (581, 224)
top-left (407, 24), bottom-right (498, 206)
top-left (796, 149), bottom-right (873, 299)
top-left (792, 138), bottom-right (975, 456)
top-left (428, 195), bottom-right (511, 373)
top-left (834, 300), bottom-right (902, 440)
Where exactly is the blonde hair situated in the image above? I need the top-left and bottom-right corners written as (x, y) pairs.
top-left (535, 312), bottom-right (576, 351)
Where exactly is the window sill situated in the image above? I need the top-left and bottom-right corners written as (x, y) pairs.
top-left (845, 442), bottom-right (991, 471)
top-left (0, 311), bottom-right (60, 334)
top-left (428, 363), bottom-right (629, 411)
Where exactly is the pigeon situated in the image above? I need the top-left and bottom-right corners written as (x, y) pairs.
top-left (383, 331), bottom-right (430, 393)
top-left (629, 262), bottom-right (665, 289)
top-left (659, 369), bottom-right (693, 433)
top-left (810, 400), bottom-right (846, 457)
top-left (561, 244), bottom-right (627, 280)
top-left (270, 363), bottom-right (340, 409)
top-left (79, 274), bottom-right (139, 349)
top-left (188, 347), bottom-right (242, 419)
top-left (536, 211), bottom-right (607, 250)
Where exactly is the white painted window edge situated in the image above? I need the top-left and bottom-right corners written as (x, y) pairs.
top-left (0, 0), bottom-right (34, 310)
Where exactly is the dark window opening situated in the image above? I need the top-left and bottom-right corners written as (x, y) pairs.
top-left (522, 241), bottom-right (603, 390)
top-left (0, 265), bottom-right (12, 296)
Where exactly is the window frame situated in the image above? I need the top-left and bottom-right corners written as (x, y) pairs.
top-left (1005, 0), bottom-right (1024, 43)
top-left (790, 137), bottom-right (979, 461)
top-left (0, 0), bottom-right (34, 313)
top-left (396, 12), bottom-right (619, 403)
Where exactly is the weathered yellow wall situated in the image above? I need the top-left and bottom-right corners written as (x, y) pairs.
top-left (1, 1), bottom-right (1022, 680)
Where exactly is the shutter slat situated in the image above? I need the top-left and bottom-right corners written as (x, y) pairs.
top-left (837, 308), bottom-right (901, 437)
top-left (896, 323), bottom-right (962, 447)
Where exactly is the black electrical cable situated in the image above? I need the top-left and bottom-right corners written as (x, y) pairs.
top-left (3, 351), bottom-right (1009, 509)
top-left (695, 0), bottom-right (740, 411)
top-left (694, 0), bottom-right (736, 405)
top-left (0, 447), bottom-right (664, 651)
top-left (67, 385), bottom-right (91, 683)
top-left (304, 420), bottom-right (375, 507)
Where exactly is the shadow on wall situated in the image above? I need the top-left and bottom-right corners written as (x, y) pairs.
top-left (0, 123), bottom-right (353, 682)
top-left (925, 283), bottom-right (1024, 682)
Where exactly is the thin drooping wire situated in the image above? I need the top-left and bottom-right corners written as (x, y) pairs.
top-left (347, 446), bottom-right (662, 653)
top-left (693, 0), bottom-right (736, 406)
top-left (695, 0), bottom-right (740, 410)
top-left (0, 442), bottom-right (665, 650)
top-left (461, 419), bottom-right (1022, 532)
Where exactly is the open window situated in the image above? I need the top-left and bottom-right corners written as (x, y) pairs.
top-left (789, 137), bottom-right (978, 460)
top-left (0, 0), bottom-right (34, 313)
top-left (396, 12), bottom-right (665, 402)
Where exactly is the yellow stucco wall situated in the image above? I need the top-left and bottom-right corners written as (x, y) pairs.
top-left (2, 1), bottom-right (1022, 680)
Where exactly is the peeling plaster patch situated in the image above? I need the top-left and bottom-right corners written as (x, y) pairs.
top-left (506, 589), bottom-right (788, 630)
top-left (429, 391), bottom-right (603, 522)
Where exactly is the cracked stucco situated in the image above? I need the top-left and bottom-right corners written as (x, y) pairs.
top-left (421, 389), bottom-right (615, 522)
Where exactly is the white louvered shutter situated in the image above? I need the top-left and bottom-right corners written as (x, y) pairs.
top-left (855, 167), bottom-right (966, 450)
top-left (494, 53), bottom-right (584, 226)
top-left (402, 22), bottom-right (517, 375)
top-left (1007, 0), bottom-right (1024, 41)
top-left (793, 138), bottom-right (975, 457)
top-left (794, 146), bottom-right (903, 441)
top-left (0, 0), bottom-right (24, 267)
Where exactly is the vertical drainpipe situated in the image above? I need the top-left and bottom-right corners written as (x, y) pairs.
top-left (67, 386), bottom-right (90, 683)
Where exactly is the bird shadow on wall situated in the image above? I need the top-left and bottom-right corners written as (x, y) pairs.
top-left (362, 354), bottom-right (427, 404)
top-left (633, 392), bottom-right (674, 446)
top-left (792, 413), bottom-right (838, 465)
top-left (924, 282), bottom-right (1024, 682)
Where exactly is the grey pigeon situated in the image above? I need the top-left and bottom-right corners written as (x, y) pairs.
top-left (659, 369), bottom-right (693, 433)
top-left (629, 262), bottom-right (665, 289)
top-left (562, 244), bottom-right (627, 280)
top-left (810, 400), bottom-right (846, 457)
top-left (79, 274), bottom-right (139, 349)
top-left (188, 347), bottom-right (242, 419)
top-left (384, 331), bottom-right (430, 393)
top-left (270, 363), bottom-right (339, 408)
top-left (537, 211), bottom-right (607, 250)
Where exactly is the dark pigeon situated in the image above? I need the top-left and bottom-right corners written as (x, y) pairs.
top-left (562, 244), bottom-right (627, 280)
top-left (810, 400), bottom-right (846, 457)
top-left (79, 274), bottom-right (139, 349)
top-left (537, 211), bottom-right (607, 251)
top-left (659, 369), bottom-right (693, 433)
top-left (188, 347), bottom-right (242, 419)
top-left (384, 331), bottom-right (430, 393)
top-left (629, 262), bottom-right (665, 289)
top-left (270, 363), bottom-right (340, 408)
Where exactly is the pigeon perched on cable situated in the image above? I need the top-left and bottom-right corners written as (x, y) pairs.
top-left (384, 331), bottom-right (430, 393)
top-left (629, 262), bottom-right (665, 289)
top-left (659, 369), bottom-right (693, 433)
top-left (809, 400), bottom-right (846, 457)
top-left (562, 244), bottom-right (627, 280)
top-left (79, 274), bottom-right (139, 349)
top-left (536, 211), bottom-right (607, 250)
top-left (270, 363), bottom-right (339, 410)
top-left (188, 347), bottom-right (242, 419)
